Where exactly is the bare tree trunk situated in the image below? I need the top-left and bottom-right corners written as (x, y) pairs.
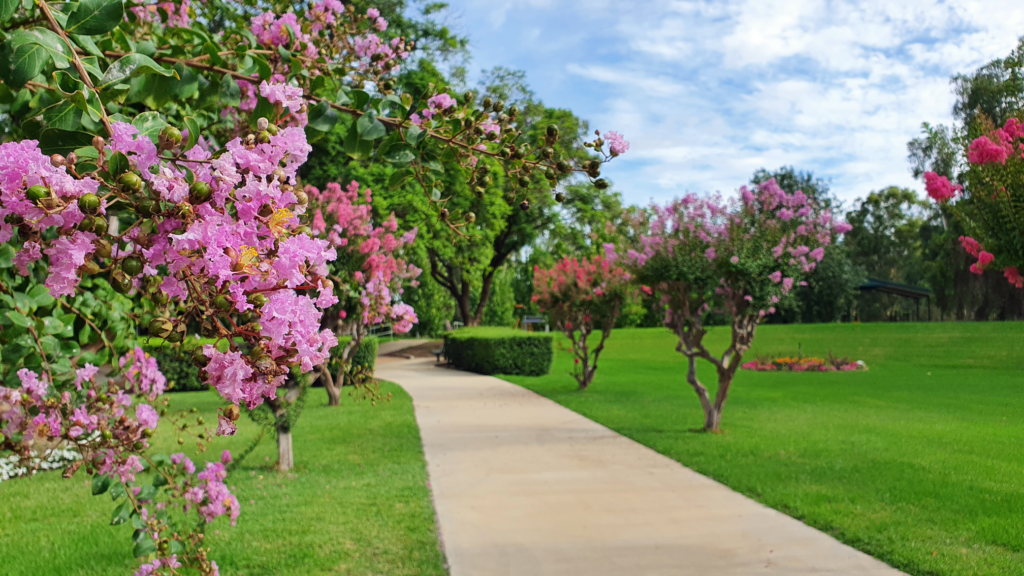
top-left (276, 425), bottom-right (293, 471)
top-left (320, 364), bottom-right (341, 406)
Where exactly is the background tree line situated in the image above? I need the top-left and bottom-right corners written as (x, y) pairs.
top-left (303, 4), bottom-right (1024, 333)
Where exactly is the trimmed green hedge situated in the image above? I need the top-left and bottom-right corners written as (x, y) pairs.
top-left (314, 336), bottom-right (378, 386)
top-left (141, 339), bottom-right (207, 393)
top-left (444, 328), bottom-right (552, 376)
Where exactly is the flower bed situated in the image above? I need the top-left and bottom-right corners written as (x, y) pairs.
top-left (742, 354), bottom-right (867, 372)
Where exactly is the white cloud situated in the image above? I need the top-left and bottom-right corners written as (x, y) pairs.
top-left (449, 0), bottom-right (1024, 204)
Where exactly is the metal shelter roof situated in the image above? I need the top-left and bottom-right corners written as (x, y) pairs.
top-left (857, 278), bottom-right (932, 300)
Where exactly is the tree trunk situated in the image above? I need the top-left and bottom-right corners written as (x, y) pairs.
top-left (276, 425), bottom-right (293, 471)
top-left (320, 365), bottom-right (341, 407)
top-left (704, 406), bottom-right (722, 433)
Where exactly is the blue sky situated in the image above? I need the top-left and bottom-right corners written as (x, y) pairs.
top-left (425, 0), bottom-right (1024, 206)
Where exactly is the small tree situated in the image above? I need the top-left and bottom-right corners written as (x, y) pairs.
top-left (924, 116), bottom-right (1024, 288)
top-left (630, 180), bottom-right (849, 432)
top-left (532, 253), bottom-right (632, 389)
top-left (307, 181), bottom-right (421, 407)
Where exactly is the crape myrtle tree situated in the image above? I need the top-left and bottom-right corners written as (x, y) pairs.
top-left (0, 0), bottom-right (626, 573)
top-left (532, 253), bottom-right (633, 390)
top-left (629, 179), bottom-right (851, 432)
top-left (924, 116), bottom-right (1024, 288)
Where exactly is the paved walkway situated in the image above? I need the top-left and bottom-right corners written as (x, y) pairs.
top-left (376, 359), bottom-right (906, 576)
top-left (375, 338), bottom-right (427, 357)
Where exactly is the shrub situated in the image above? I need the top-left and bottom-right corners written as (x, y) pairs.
top-left (444, 327), bottom-right (552, 376)
top-left (142, 340), bottom-right (207, 393)
top-left (315, 337), bottom-right (378, 388)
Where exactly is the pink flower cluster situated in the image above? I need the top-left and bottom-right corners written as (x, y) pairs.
top-left (129, 0), bottom-right (192, 28)
top-left (532, 254), bottom-right (632, 332)
top-left (966, 118), bottom-right (1024, 166)
top-left (306, 181), bottom-right (421, 335)
top-left (410, 93), bottom-right (457, 126)
top-left (923, 172), bottom-right (962, 202)
top-left (959, 235), bottom-right (995, 275)
top-left (604, 131), bottom-right (630, 156)
top-left (629, 179), bottom-right (846, 319)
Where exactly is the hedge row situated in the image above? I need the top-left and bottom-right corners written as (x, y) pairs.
top-left (313, 336), bottom-right (378, 387)
top-left (444, 327), bottom-right (552, 376)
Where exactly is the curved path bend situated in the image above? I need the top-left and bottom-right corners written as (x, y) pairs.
top-left (376, 358), bottom-right (905, 576)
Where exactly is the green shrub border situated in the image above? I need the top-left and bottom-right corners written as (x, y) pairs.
top-left (313, 336), bottom-right (378, 387)
top-left (444, 327), bottom-right (552, 376)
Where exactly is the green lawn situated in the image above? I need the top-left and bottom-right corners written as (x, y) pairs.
top-left (0, 384), bottom-right (447, 576)
top-left (503, 322), bottom-right (1024, 576)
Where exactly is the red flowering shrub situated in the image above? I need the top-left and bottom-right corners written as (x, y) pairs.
top-left (923, 117), bottom-right (1024, 286)
top-left (532, 253), bottom-right (633, 390)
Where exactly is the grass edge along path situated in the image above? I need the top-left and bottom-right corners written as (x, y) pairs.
top-left (0, 382), bottom-right (448, 576)
top-left (502, 323), bottom-right (1024, 576)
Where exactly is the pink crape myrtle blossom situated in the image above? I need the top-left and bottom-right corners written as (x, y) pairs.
top-left (923, 172), bottom-right (962, 202)
top-left (629, 178), bottom-right (843, 432)
top-left (604, 131), bottom-right (630, 156)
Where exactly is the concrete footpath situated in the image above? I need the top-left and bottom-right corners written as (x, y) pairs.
top-left (375, 359), bottom-right (906, 576)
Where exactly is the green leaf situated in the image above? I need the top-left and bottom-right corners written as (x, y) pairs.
top-left (183, 116), bottom-right (199, 151)
top-left (41, 101), bottom-right (83, 131)
top-left (109, 480), bottom-right (126, 501)
top-left (98, 54), bottom-right (176, 90)
top-left (0, 36), bottom-right (51, 89)
top-left (0, 244), bottom-right (15, 268)
top-left (351, 89), bottom-right (370, 111)
top-left (7, 311), bottom-right (30, 328)
top-left (387, 168), bottom-right (415, 190)
top-left (18, 28), bottom-right (71, 69)
top-left (133, 537), bottom-right (157, 558)
top-left (132, 111), bottom-right (167, 144)
top-left (91, 474), bottom-right (112, 496)
top-left (72, 34), bottom-right (104, 58)
top-left (41, 317), bottom-right (64, 335)
top-left (136, 484), bottom-right (157, 501)
top-left (39, 128), bottom-right (95, 156)
top-left (306, 100), bottom-right (338, 133)
top-left (152, 474), bottom-right (168, 488)
top-left (29, 285), bottom-right (54, 307)
top-left (383, 145), bottom-right (415, 164)
top-left (110, 501), bottom-right (130, 525)
top-left (108, 151), bottom-right (129, 177)
top-left (356, 111), bottom-right (387, 141)
top-left (344, 127), bottom-right (373, 161)
top-left (277, 44), bottom-right (292, 64)
top-left (431, 188), bottom-right (442, 201)
top-left (219, 74), bottom-right (241, 107)
top-left (406, 125), bottom-right (426, 147)
top-left (65, 0), bottom-right (124, 36)
top-left (0, 0), bottom-right (17, 24)
top-left (39, 335), bottom-right (61, 357)
top-left (2, 342), bottom-right (32, 363)
top-left (400, 93), bottom-right (413, 109)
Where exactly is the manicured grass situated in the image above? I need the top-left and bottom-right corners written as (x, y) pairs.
top-left (503, 322), bottom-right (1024, 576)
top-left (0, 384), bottom-right (447, 576)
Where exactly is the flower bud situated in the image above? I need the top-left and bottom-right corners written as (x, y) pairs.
top-left (192, 348), bottom-right (210, 367)
top-left (189, 181), bottom-right (212, 204)
top-left (50, 154), bottom-right (66, 167)
top-left (294, 191), bottom-right (309, 205)
top-left (110, 272), bottom-right (133, 294)
top-left (159, 126), bottom-right (182, 150)
top-left (594, 178), bottom-right (609, 190)
top-left (546, 125), bottom-right (560, 139)
top-left (439, 208), bottom-right (449, 221)
top-left (92, 135), bottom-right (106, 152)
top-left (258, 130), bottom-right (272, 144)
top-left (135, 198), bottom-right (158, 217)
top-left (520, 200), bottom-right (530, 211)
top-left (493, 100), bottom-right (505, 113)
top-left (78, 216), bottom-right (96, 233)
top-left (247, 322), bottom-right (263, 333)
top-left (555, 192), bottom-right (566, 203)
top-left (464, 212), bottom-right (476, 223)
top-left (78, 260), bottom-right (101, 275)
top-left (66, 152), bottom-right (77, 166)
top-left (518, 177), bottom-right (530, 188)
top-left (121, 256), bottom-right (144, 277)
top-left (482, 97), bottom-right (493, 110)
top-left (463, 90), bottom-right (475, 104)
top-left (94, 240), bottom-right (113, 259)
top-left (166, 330), bottom-right (183, 343)
top-left (556, 160), bottom-right (573, 174)
top-left (247, 293), bottom-right (269, 307)
top-left (133, 441), bottom-right (145, 451)
top-left (267, 124), bottom-right (279, 136)
top-left (119, 172), bottom-right (143, 191)
top-left (539, 147), bottom-right (553, 160)
top-left (224, 404), bottom-right (240, 422)
top-left (26, 185), bottom-right (49, 204)
top-left (257, 117), bottom-right (269, 131)
top-left (213, 295), bottom-right (233, 312)
top-left (152, 291), bottom-right (169, 306)
top-left (78, 193), bottom-right (101, 215)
